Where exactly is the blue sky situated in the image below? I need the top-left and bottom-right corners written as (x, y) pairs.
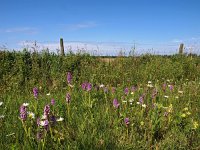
top-left (0, 0), bottom-right (200, 55)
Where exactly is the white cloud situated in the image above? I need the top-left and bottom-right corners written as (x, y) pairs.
top-left (171, 39), bottom-right (183, 43)
top-left (0, 27), bottom-right (38, 34)
top-left (18, 40), bottom-right (133, 55)
top-left (64, 21), bottom-right (97, 31)
top-left (17, 38), bottom-right (200, 55)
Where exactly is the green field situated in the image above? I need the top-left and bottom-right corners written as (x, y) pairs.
top-left (0, 49), bottom-right (200, 149)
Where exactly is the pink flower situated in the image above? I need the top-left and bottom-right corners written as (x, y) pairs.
top-left (124, 118), bottom-right (130, 125)
top-left (113, 99), bottom-right (120, 108)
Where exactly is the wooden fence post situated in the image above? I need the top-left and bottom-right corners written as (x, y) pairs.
top-left (60, 38), bottom-right (65, 56)
top-left (179, 43), bottom-right (184, 54)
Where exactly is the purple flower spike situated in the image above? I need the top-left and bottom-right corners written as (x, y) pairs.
top-left (33, 87), bottom-right (38, 99)
top-left (44, 105), bottom-right (50, 118)
top-left (124, 118), bottom-right (130, 125)
top-left (66, 93), bottom-right (71, 103)
top-left (113, 99), bottom-right (120, 108)
top-left (139, 95), bottom-right (145, 104)
top-left (169, 85), bottom-right (174, 91)
top-left (124, 88), bottom-right (129, 95)
top-left (50, 115), bottom-right (57, 125)
top-left (86, 83), bottom-right (92, 91)
top-left (67, 72), bottom-right (72, 84)
top-left (20, 105), bottom-right (27, 121)
top-left (51, 99), bottom-right (55, 105)
top-left (131, 86), bottom-right (136, 92)
top-left (81, 82), bottom-right (87, 90)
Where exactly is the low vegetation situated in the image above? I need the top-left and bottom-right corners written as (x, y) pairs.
top-left (0, 49), bottom-right (199, 149)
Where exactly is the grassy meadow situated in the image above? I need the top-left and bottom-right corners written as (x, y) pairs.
top-left (0, 49), bottom-right (200, 149)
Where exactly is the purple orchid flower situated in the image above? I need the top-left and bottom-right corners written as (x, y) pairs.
top-left (113, 99), bottom-right (120, 108)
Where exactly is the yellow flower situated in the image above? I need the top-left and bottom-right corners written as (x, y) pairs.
top-left (186, 112), bottom-right (191, 115)
top-left (140, 121), bottom-right (144, 126)
top-left (183, 107), bottom-right (188, 111)
top-left (193, 121), bottom-right (199, 129)
top-left (167, 104), bottom-right (173, 113)
top-left (181, 113), bottom-right (186, 118)
top-left (28, 112), bottom-right (35, 119)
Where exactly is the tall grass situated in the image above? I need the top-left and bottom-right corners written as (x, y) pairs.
top-left (0, 49), bottom-right (199, 149)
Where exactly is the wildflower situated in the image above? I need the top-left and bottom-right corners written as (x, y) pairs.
top-left (124, 88), bottom-right (129, 95)
top-left (181, 113), bottom-right (186, 118)
top-left (147, 83), bottom-right (153, 88)
top-left (38, 118), bottom-right (49, 129)
top-left (99, 84), bottom-right (104, 88)
top-left (124, 118), bottom-right (130, 125)
top-left (193, 121), bottom-right (199, 129)
top-left (66, 93), bottom-right (71, 103)
top-left (81, 82), bottom-right (87, 90)
top-left (164, 95), bottom-right (169, 98)
top-left (186, 112), bottom-right (191, 115)
top-left (50, 115), bottom-right (57, 124)
top-left (23, 103), bottom-right (29, 107)
top-left (0, 102), bottom-right (3, 106)
top-left (43, 105), bottom-right (50, 118)
top-left (20, 105), bottom-right (27, 121)
top-left (139, 94), bottom-right (145, 104)
top-left (41, 115), bottom-right (47, 120)
top-left (142, 104), bottom-right (147, 108)
top-left (86, 83), bottom-right (92, 91)
top-left (140, 121), bottom-right (144, 126)
top-left (67, 72), bottom-right (72, 84)
top-left (178, 91), bottom-right (183, 94)
top-left (56, 117), bottom-right (64, 122)
top-left (175, 96), bottom-right (179, 99)
top-left (28, 112), bottom-right (35, 119)
top-left (129, 99), bottom-right (134, 103)
top-left (113, 99), bottom-right (120, 108)
top-left (40, 120), bottom-right (49, 127)
top-left (0, 115), bottom-right (5, 119)
top-left (148, 81), bottom-right (152, 84)
top-left (169, 85), bottom-right (174, 91)
top-left (168, 104), bottom-right (173, 113)
top-left (46, 93), bottom-right (50, 96)
top-left (51, 99), bottom-right (55, 105)
top-left (33, 87), bottom-right (38, 98)
top-left (136, 102), bottom-right (140, 105)
top-left (131, 86), bottom-right (136, 92)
